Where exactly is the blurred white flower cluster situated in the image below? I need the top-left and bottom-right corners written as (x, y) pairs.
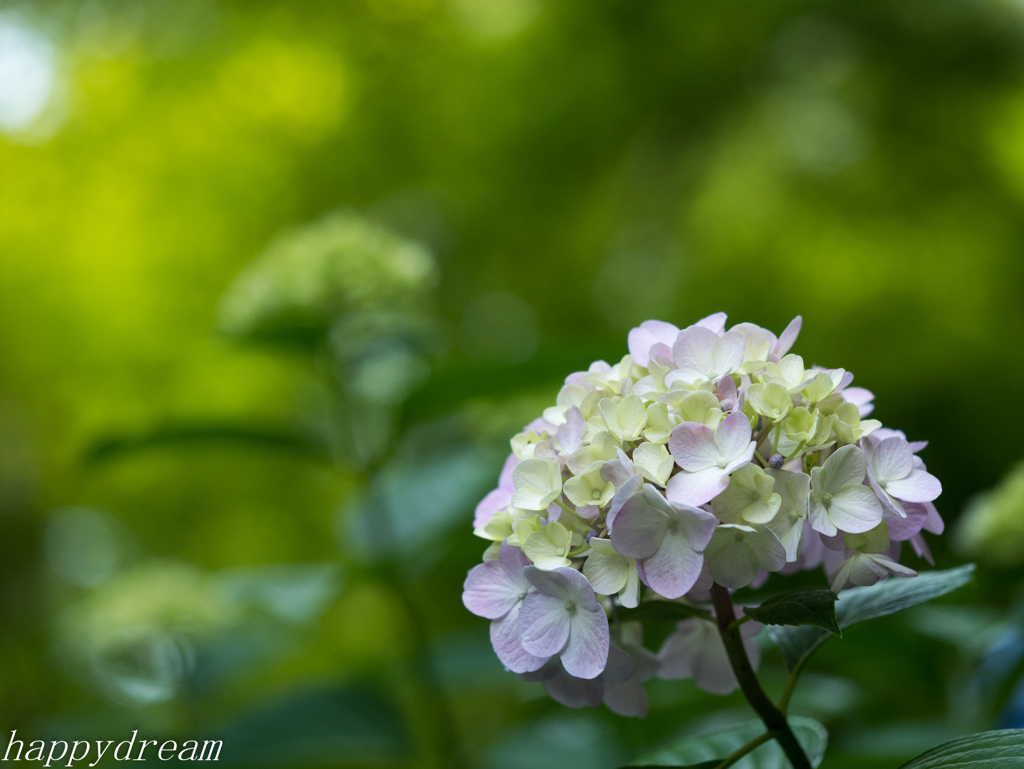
top-left (463, 313), bottom-right (942, 715)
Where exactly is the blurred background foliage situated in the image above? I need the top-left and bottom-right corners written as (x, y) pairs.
top-left (3, 0), bottom-right (1024, 767)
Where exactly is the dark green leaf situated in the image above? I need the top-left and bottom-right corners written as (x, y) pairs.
top-left (899, 729), bottom-right (1024, 768)
top-left (745, 590), bottom-right (841, 638)
top-left (769, 564), bottom-right (976, 671)
top-left (618, 600), bottom-right (713, 624)
top-left (626, 716), bottom-right (827, 768)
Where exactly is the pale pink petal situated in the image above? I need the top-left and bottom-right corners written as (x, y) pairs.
top-left (610, 494), bottom-right (668, 559)
top-left (923, 502), bottom-right (944, 534)
top-left (564, 371), bottom-right (589, 388)
top-left (498, 452), bottom-right (520, 489)
top-left (519, 591), bottom-right (571, 657)
top-left (606, 473), bottom-right (643, 531)
top-left (601, 450), bottom-right (636, 490)
top-left (665, 467), bottom-right (729, 507)
top-left (557, 406), bottom-right (585, 455)
top-left (672, 325), bottom-right (718, 374)
top-left (886, 503), bottom-right (927, 541)
top-left (886, 469), bottom-right (942, 503)
top-left (695, 312), bottom-right (728, 335)
top-left (716, 375), bottom-right (738, 410)
top-left (641, 532), bottom-right (705, 598)
top-left (628, 320), bottom-right (680, 367)
top-left (668, 422), bottom-right (720, 471)
top-left (869, 437), bottom-right (914, 483)
top-left (523, 416), bottom-right (558, 434)
top-left (650, 344), bottom-right (674, 366)
top-left (774, 316), bottom-right (802, 358)
top-left (463, 559), bottom-right (525, 618)
top-left (563, 605), bottom-right (611, 679)
top-left (723, 442), bottom-right (756, 475)
top-left (491, 603), bottom-right (550, 673)
top-left (868, 428), bottom-right (906, 443)
top-left (473, 487), bottom-right (513, 528)
top-left (841, 386), bottom-right (875, 418)
top-left (714, 411), bottom-right (753, 462)
top-left (499, 540), bottom-right (532, 574)
top-left (713, 329), bottom-right (746, 375)
top-left (868, 474), bottom-right (906, 518)
top-left (675, 504), bottom-right (718, 551)
top-left (910, 533), bottom-right (935, 565)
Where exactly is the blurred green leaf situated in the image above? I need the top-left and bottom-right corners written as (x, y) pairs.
top-left (745, 590), bottom-right (841, 638)
top-left (346, 426), bottom-right (503, 563)
top-left (216, 683), bottom-right (411, 767)
top-left (898, 729), bottom-right (1024, 768)
top-left (486, 715), bottom-right (625, 769)
top-left (219, 562), bottom-right (342, 624)
top-left (769, 565), bottom-right (976, 670)
top-left (84, 424), bottom-right (331, 465)
top-left (956, 461), bottom-right (1024, 567)
top-left (618, 601), bottom-right (714, 624)
top-left (628, 717), bottom-right (828, 768)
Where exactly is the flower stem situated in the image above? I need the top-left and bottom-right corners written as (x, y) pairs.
top-left (709, 583), bottom-right (812, 769)
top-left (712, 730), bottom-right (777, 769)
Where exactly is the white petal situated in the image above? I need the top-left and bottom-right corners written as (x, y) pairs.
top-left (868, 436), bottom-right (914, 481)
top-left (808, 499), bottom-right (838, 537)
top-left (582, 552), bottom-right (629, 596)
top-left (828, 485), bottom-right (883, 533)
top-left (822, 445), bottom-right (867, 493)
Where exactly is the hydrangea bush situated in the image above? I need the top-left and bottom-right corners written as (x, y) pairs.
top-left (462, 313), bottom-right (952, 768)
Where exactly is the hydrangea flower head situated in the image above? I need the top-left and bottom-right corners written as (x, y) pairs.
top-left (462, 313), bottom-right (943, 716)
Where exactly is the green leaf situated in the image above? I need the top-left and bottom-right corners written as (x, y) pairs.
top-left (618, 600), bottom-right (714, 624)
top-left (215, 683), bottom-right (411, 766)
top-left (626, 716), bottom-right (828, 768)
top-left (745, 590), bottom-right (841, 638)
top-left (85, 423), bottom-right (332, 464)
top-left (898, 729), bottom-right (1024, 768)
top-left (768, 564), bottom-right (976, 671)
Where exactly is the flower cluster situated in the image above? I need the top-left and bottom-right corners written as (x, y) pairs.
top-left (462, 313), bottom-right (942, 716)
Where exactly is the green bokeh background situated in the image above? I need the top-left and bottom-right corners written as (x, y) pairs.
top-left (3, 1), bottom-right (1024, 767)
